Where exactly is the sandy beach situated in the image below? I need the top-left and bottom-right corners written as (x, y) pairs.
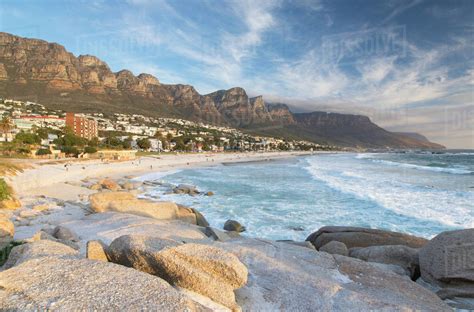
top-left (8, 151), bottom-right (312, 200)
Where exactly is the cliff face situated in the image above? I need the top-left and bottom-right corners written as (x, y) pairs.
top-left (0, 32), bottom-right (444, 149)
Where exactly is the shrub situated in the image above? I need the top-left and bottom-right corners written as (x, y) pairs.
top-left (0, 178), bottom-right (10, 201)
top-left (84, 146), bottom-right (97, 154)
top-left (16, 147), bottom-right (31, 154)
top-left (0, 241), bottom-right (25, 266)
top-left (36, 148), bottom-right (52, 156)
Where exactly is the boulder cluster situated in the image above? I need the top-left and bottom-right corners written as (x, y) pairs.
top-left (0, 175), bottom-right (472, 310)
top-left (306, 226), bottom-right (474, 309)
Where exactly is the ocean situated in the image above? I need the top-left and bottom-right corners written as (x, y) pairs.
top-left (139, 152), bottom-right (474, 241)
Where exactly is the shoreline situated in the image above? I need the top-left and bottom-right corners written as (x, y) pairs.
top-left (8, 151), bottom-right (316, 201)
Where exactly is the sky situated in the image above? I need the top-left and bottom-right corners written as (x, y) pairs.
top-left (0, 0), bottom-right (473, 148)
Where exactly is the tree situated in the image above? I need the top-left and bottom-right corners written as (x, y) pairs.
top-left (14, 131), bottom-right (41, 145)
top-left (154, 131), bottom-right (164, 140)
top-left (122, 136), bottom-right (132, 149)
top-left (0, 117), bottom-right (13, 142)
top-left (137, 138), bottom-right (151, 150)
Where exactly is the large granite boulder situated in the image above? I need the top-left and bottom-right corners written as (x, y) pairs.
top-left (89, 191), bottom-right (135, 212)
top-left (306, 226), bottom-right (428, 249)
top-left (2, 240), bottom-right (78, 270)
top-left (349, 245), bottom-right (420, 279)
top-left (419, 229), bottom-right (474, 283)
top-left (107, 234), bottom-right (248, 310)
top-left (89, 191), bottom-right (179, 220)
top-left (0, 257), bottom-right (201, 311)
top-left (0, 216), bottom-right (14, 249)
top-left (89, 192), bottom-right (205, 225)
top-left (418, 229), bottom-right (474, 307)
top-left (107, 234), bottom-right (181, 269)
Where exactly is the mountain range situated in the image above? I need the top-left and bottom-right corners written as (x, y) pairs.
top-left (0, 32), bottom-right (444, 149)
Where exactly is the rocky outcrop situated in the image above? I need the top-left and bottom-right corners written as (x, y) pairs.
top-left (306, 226), bottom-right (428, 249)
top-left (107, 234), bottom-right (248, 310)
top-left (173, 183), bottom-right (199, 195)
top-left (0, 256), bottom-right (201, 311)
top-left (349, 245), bottom-right (420, 279)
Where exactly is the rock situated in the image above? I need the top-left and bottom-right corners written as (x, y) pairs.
top-left (0, 216), bottom-right (14, 249)
top-left (121, 181), bottom-right (142, 190)
top-left (224, 220), bottom-right (246, 232)
top-left (174, 184), bottom-right (199, 195)
top-left (332, 254), bottom-right (449, 310)
top-left (277, 240), bottom-right (316, 250)
top-left (419, 229), bottom-right (474, 283)
top-left (53, 225), bottom-right (79, 242)
top-left (0, 257), bottom-right (201, 311)
top-left (349, 245), bottom-right (420, 279)
top-left (31, 204), bottom-right (50, 212)
top-left (89, 191), bottom-right (135, 212)
top-left (107, 235), bottom-right (248, 309)
top-left (88, 183), bottom-right (102, 190)
top-left (306, 226), bottom-right (428, 249)
top-left (99, 178), bottom-right (121, 191)
top-left (31, 230), bottom-right (80, 250)
top-left (189, 206), bottom-right (210, 227)
top-left (89, 192), bottom-right (180, 220)
top-left (204, 227), bottom-right (232, 242)
top-left (18, 210), bottom-right (39, 219)
top-left (418, 229), bottom-right (474, 305)
top-left (205, 191), bottom-right (214, 196)
top-left (153, 243), bottom-right (248, 310)
top-left (109, 200), bottom-right (179, 220)
top-left (319, 241), bottom-right (349, 256)
top-left (216, 238), bottom-right (450, 311)
top-left (0, 198), bottom-right (21, 210)
top-left (2, 240), bottom-right (78, 269)
top-left (107, 234), bottom-right (181, 269)
top-left (86, 240), bottom-right (109, 262)
top-left (176, 205), bottom-right (197, 224)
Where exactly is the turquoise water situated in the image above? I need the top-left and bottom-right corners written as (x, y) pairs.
top-left (139, 152), bottom-right (474, 240)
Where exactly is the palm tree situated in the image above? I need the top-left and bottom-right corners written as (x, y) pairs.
top-left (0, 116), bottom-right (13, 142)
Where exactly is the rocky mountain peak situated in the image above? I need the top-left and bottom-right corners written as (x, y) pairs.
top-left (78, 55), bottom-right (108, 69)
top-left (137, 73), bottom-right (160, 86)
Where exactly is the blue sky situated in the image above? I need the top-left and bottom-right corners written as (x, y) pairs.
top-left (0, 0), bottom-right (473, 148)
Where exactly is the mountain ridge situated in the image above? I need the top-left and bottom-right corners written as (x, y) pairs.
top-left (0, 32), bottom-right (444, 149)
